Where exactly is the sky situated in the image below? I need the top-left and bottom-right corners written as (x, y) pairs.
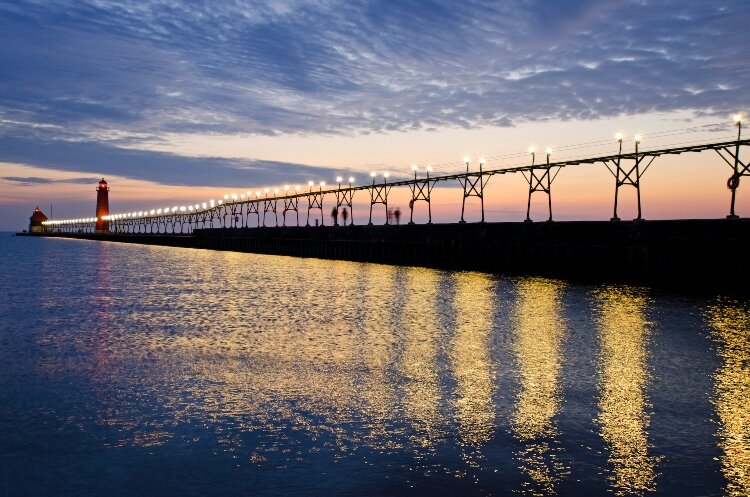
top-left (1, 0), bottom-right (749, 230)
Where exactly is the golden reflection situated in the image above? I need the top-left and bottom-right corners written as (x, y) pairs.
top-left (400, 267), bottom-right (443, 448)
top-left (708, 299), bottom-right (750, 497)
top-left (595, 286), bottom-right (657, 496)
top-left (450, 272), bottom-right (495, 459)
top-left (358, 263), bottom-right (399, 445)
top-left (511, 278), bottom-right (567, 496)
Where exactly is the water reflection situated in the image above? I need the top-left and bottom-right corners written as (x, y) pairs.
top-left (400, 267), bottom-right (443, 449)
top-left (594, 286), bottom-right (657, 496)
top-left (450, 272), bottom-right (495, 462)
top-left (708, 299), bottom-right (750, 497)
top-left (359, 263), bottom-right (399, 445)
top-left (511, 278), bottom-right (567, 495)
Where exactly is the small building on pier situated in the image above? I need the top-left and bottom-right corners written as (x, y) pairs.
top-left (28, 206), bottom-right (48, 233)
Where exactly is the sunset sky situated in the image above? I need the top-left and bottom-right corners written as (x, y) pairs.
top-left (1, 0), bottom-right (748, 230)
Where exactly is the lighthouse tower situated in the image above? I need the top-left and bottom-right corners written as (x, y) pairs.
top-left (95, 178), bottom-right (110, 232)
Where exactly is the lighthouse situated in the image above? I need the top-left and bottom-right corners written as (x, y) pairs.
top-left (95, 178), bottom-right (110, 232)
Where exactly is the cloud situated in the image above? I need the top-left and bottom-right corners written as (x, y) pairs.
top-left (1, 176), bottom-right (101, 185)
top-left (0, 133), bottom-right (349, 187)
top-left (0, 0), bottom-right (747, 182)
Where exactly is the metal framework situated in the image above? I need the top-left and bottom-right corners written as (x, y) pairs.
top-left (715, 120), bottom-right (746, 218)
top-left (602, 136), bottom-right (654, 221)
top-left (408, 166), bottom-right (436, 224)
top-left (306, 184), bottom-right (325, 226)
top-left (282, 189), bottom-right (300, 226)
top-left (42, 131), bottom-right (750, 234)
top-left (522, 149), bottom-right (561, 222)
top-left (458, 159), bottom-right (490, 223)
top-left (334, 178), bottom-right (355, 226)
top-left (262, 193), bottom-right (278, 227)
top-left (368, 174), bottom-right (392, 225)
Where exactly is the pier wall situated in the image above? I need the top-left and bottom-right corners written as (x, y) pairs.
top-left (19, 220), bottom-right (750, 288)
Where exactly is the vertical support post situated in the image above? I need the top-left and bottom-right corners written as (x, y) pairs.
top-left (728, 117), bottom-right (742, 218)
top-left (611, 136), bottom-right (623, 221)
top-left (525, 149), bottom-right (535, 222)
top-left (282, 186), bottom-right (300, 226)
top-left (605, 135), bottom-right (651, 221)
top-left (306, 182), bottom-right (325, 226)
top-left (409, 165), bottom-right (435, 224)
top-left (459, 158), bottom-right (486, 223)
top-left (368, 172), bottom-right (391, 225)
top-left (335, 177), bottom-right (355, 226)
top-left (634, 139), bottom-right (643, 220)
top-left (523, 148), bottom-right (556, 222)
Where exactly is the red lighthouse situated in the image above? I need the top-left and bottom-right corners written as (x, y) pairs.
top-left (95, 178), bottom-right (110, 232)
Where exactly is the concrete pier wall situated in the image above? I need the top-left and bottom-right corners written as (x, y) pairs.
top-left (18, 220), bottom-right (750, 289)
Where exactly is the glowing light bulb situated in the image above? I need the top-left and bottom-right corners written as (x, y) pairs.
top-left (546, 147), bottom-right (553, 155)
top-left (284, 185), bottom-right (289, 191)
top-left (320, 181), bottom-right (325, 187)
top-left (479, 157), bottom-right (485, 165)
top-left (370, 171), bottom-right (376, 177)
top-left (383, 172), bottom-right (390, 178)
top-left (336, 176), bottom-right (343, 182)
top-left (295, 185), bottom-right (300, 191)
top-left (411, 164), bottom-right (418, 171)
top-left (426, 165), bottom-right (433, 172)
top-left (308, 180), bottom-right (314, 186)
top-left (615, 132), bottom-right (623, 141)
top-left (634, 134), bottom-right (642, 143)
top-left (528, 146), bottom-right (536, 154)
top-left (733, 113), bottom-right (743, 123)
top-left (273, 188), bottom-right (279, 194)
top-left (463, 156), bottom-right (470, 163)
top-left (348, 177), bottom-right (355, 183)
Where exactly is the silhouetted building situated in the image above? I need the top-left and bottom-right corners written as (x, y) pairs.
top-left (95, 178), bottom-right (109, 231)
top-left (28, 206), bottom-right (48, 233)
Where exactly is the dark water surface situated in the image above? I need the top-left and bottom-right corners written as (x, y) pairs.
top-left (1, 235), bottom-right (748, 496)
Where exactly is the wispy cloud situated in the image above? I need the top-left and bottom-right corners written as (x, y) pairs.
top-left (0, 0), bottom-right (747, 184)
top-left (1, 176), bottom-right (101, 185)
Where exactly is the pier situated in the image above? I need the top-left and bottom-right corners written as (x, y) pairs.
top-left (19, 219), bottom-right (750, 289)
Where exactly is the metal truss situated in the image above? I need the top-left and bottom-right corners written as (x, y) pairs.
top-left (522, 150), bottom-right (562, 222)
top-left (306, 185), bottom-right (325, 226)
top-left (408, 166), bottom-right (436, 224)
top-left (335, 179), bottom-right (355, 226)
top-left (458, 159), bottom-right (490, 223)
top-left (262, 195), bottom-right (278, 227)
top-left (44, 134), bottom-right (750, 233)
top-left (715, 121), bottom-right (746, 218)
top-left (283, 196), bottom-right (300, 226)
top-left (602, 137), bottom-right (654, 221)
top-left (368, 175), bottom-right (392, 225)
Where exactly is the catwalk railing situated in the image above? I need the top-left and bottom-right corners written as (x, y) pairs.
top-left (42, 125), bottom-right (750, 235)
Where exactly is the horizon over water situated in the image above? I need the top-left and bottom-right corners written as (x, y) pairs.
top-left (1, 235), bottom-right (748, 496)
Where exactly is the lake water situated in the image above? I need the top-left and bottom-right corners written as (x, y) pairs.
top-left (1, 235), bottom-right (748, 496)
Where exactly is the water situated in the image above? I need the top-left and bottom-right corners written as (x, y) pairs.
top-left (0, 235), bottom-right (748, 496)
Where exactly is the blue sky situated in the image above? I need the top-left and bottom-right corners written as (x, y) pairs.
top-left (1, 0), bottom-right (749, 226)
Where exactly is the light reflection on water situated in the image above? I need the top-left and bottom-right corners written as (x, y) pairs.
top-left (594, 287), bottom-right (658, 496)
top-left (0, 236), bottom-right (747, 496)
top-left (512, 279), bottom-right (568, 495)
top-left (708, 300), bottom-right (750, 497)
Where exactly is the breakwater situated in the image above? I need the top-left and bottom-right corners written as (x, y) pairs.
top-left (17, 219), bottom-right (750, 289)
